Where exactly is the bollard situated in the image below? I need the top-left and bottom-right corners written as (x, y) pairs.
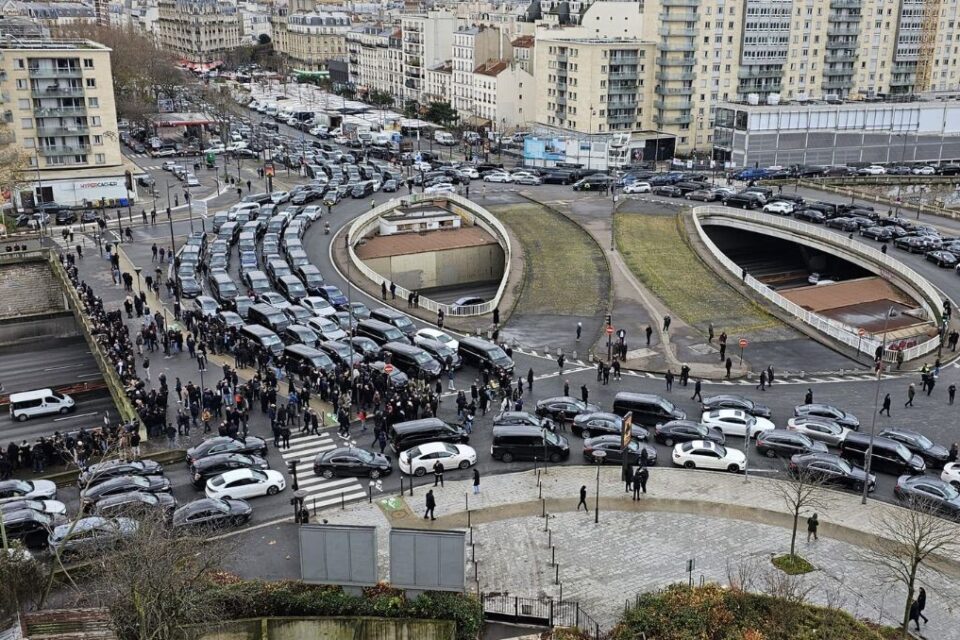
top-left (465, 492), bottom-right (469, 511)
top-left (312, 498), bottom-right (316, 515)
top-left (548, 530), bottom-right (552, 548)
top-left (470, 526), bottom-right (474, 545)
top-left (539, 481), bottom-right (542, 499)
top-left (472, 543), bottom-right (476, 563)
top-left (555, 564), bottom-right (559, 585)
top-left (409, 475), bottom-right (414, 496)
top-left (559, 582), bottom-right (563, 603)
top-left (551, 545), bottom-right (555, 566)
top-left (341, 491), bottom-right (345, 509)
top-left (542, 498), bottom-right (546, 517)
top-left (544, 513), bottom-right (549, 532)
top-left (467, 510), bottom-right (471, 527)
top-left (474, 561), bottom-right (479, 583)
top-left (399, 477), bottom-right (404, 495)
top-left (368, 484), bottom-right (373, 503)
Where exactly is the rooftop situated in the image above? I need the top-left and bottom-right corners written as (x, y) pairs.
top-left (511, 34), bottom-right (534, 48)
top-left (475, 59), bottom-right (509, 76)
top-left (722, 95), bottom-right (960, 111)
top-left (0, 38), bottom-right (107, 50)
top-left (357, 226), bottom-right (498, 259)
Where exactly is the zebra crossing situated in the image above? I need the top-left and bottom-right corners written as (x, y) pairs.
top-left (278, 430), bottom-right (369, 511)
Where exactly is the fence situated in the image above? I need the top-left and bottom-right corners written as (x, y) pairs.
top-left (691, 206), bottom-right (947, 362)
top-left (481, 593), bottom-right (602, 639)
top-left (345, 193), bottom-right (512, 317)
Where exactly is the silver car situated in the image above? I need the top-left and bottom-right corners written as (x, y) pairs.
top-left (48, 516), bottom-right (138, 556)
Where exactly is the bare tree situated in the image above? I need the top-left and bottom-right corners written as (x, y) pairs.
top-left (772, 465), bottom-right (834, 558)
top-left (861, 497), bottom-right (959, 638)
top-left (0, 541), bottom-right (44, 619)
top-left (0, 121), bottom-right (29, 218)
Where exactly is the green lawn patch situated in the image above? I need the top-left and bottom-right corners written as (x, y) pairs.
top-left (489, 203), bottom-right (607, 316)
top-left (614, 213), bottom-right (779, 336)
top-left (772, 554), bottom-right (815, 575)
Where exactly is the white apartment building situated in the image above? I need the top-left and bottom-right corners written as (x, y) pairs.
top-left (271, 0), bottom-right (351, 72)
top-left (0, 0), bottom-right (96, 27)
top-left (238, 1), bottom-right (272, 44)
top-left (451, 26), bottom-right (505, 115)
top-left (401, 10), bottom-right (456, 101)
top-left (424, 60), bottom-right (452, 103)
top-left (156, 0), bottom-right (242, 63)
top-left (473, 59), bottom-right (535, 129)
top-left (347, 26), bottom-right (403, 100)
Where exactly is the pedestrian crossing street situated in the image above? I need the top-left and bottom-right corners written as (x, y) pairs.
top-left (278, 430), bottom-right (369, 511)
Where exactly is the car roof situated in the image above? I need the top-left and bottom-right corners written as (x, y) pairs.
top-left (217, 468), bottom-right (258, 482)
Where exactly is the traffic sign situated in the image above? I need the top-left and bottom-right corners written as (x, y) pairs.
top-left (738, 338), bottom-right (748, 348)
top-left (606, 326), bottom-right (615, 335)
top-left (264, 164), bottom-right (275, 177)
top-left (384, 363), bottom-right (394, 374)
top-left (621, 412), bottom-right (633, 449)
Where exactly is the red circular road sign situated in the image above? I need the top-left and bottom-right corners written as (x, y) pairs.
top-left (606, 326), bottom-right (615, 335)
top-left (384, 364), bottom-right (394, 374)
top-left (738, 338), bottom-right (748, 348)
top-left (858, 328), bottom-right (866, 337)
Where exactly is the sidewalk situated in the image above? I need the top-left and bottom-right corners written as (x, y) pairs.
top-left (317, 467), bottom-right (960, 636)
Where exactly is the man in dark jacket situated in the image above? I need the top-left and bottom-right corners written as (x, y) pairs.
top-left (424, 489), bottom-right (436, 520)
top-left (433, 460), bottom-right (444, 487)
top-left (577, 485), bottom-right (589, 512)
top-left (634, 466), bottom-right (649, 499)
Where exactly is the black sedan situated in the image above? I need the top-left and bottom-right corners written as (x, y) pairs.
top-left (348, 336), bottom-right (383, 361)
top-left (926, 250), bottom-right (959, 268)
top-left (583, 436), bottom-right (658, 466)
top-left (653, 420), bottom-right (725, 446)
top-left (788, 452), bottom-right (875, 492)
top-left (652, 185), bottom-right (683, 197)
top-left (78, 459), bottom-right (165, 489)
top-left (754, 430), bottom-right (828, 459)
top-left (186, 436), bottom-right (269, 466)
top-left (860, 226), bottom-right (894, 242)
top-left (824, 217), bottom-right (859, 232)
top-left (91, 491), bottom-right (177, 520)
top-left (313, 447), bottom-right (392, 479)
top-left (879, 428), bottom-right (950, 468)
top-left (700, 394), bottom-right (771, 419)
top-left (189, 453), bottom-right (270, 489)
top-left (571, 412), bottom-right (648, 441)
top-left (894, 475), bottom-right (960, 518)
top-left (794, 209), bottom-right (826, 224)
top-left (493, 411), bottom-right (554, 430)
top-left (80, 475), bottom-right (172, 511)
top-left (793, 404), bottom-right (859, 431)
top-left (172, 497), bottom-right (252, 531)
top-left (535, 397), bottom-right (601, 422)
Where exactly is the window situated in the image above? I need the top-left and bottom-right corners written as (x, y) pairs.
top-left (14, 59), bottom-right (24, 69)
top-left (22, 137), bottom-right (34, 148)
top-left (85, 78), bottom-right (96, 88)
top-left (93, 134), bottom-right (103, 145)
top-left (87, 97), bottom-right (98, 108)
top-left (90, 116), bottom-right (101, 126)
top-left (20, 118), bottom-right (32, 129)
top-left (95, 153), bottom-right (105, 164)
top-left (83, 58), bottom-right (94, 68)
top-left (15, 79), bottom-right (26, 90)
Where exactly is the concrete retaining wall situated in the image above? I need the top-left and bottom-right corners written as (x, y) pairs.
top-left (364, 244), bottom-right (505, 291)
top-left (0, 311), bottom-right (79, 346)
top-left (0, 258), bottom-right (67, 319)
top-left (193, 617), bottom-right (455, 640)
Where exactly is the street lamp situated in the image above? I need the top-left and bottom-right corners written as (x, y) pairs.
top-left (861, 306), bottom-right (898, 505)
top-left (592, 450), bottom-right (605, 524)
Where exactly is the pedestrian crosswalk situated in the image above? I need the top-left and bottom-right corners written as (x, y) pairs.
top-left (278, 430), bottom-right (369, 511)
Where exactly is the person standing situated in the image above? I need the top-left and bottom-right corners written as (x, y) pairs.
top-left (577, 485), bottom-right (589, 512)
top-left (905, 383), bottom-right (916, 408)
top-left (636, 465), bottom-right (649, 495)
top-left (807, 513), bottom-right (819, 542)
top-left (645, 325), bottom-right (653, 346)
top-left (557, 353), bottom-right (565, 372)
top-left (424, 489), bottom-right (436, 520)
top-left (879, 393), bottom-right (892, 416)
top-left (767, 365), bottom-right (775, 386)
top-left (725, 358), bottom-right (733, 379)
top-left (949, 384), bottom-right (956, 405)
top-left (663, 315), bottom-right (671, 332)
top-left (707, 322), bottom-right (714, 343)
top-left (142, 357), bottom-right (151, 383)
top-left (576, 322), bottom-right (582, 341)
top-left (381, 281), bottom-right (387, 300)
top-left (804, 388), bottom-right (814, 405)
top-left (580, 384), bottom-right (589, 404)
top-left (665, 369), bottom-right (674, 391)
top-left (756, 369), bottom-right (767, 391)
top-left (691, 379), bottom-right (702, 402)
top-left (472, 468), bottom-right (480, 494)
top-left (433, 460), bottom-right (444, 487)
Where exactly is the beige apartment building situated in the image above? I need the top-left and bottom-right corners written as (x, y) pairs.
top-left (271, 0), bottom-right (351, 72)
top-left (401, 10), bottom-right (456, 101)
top-left (346, 25), bottom-right (403, 99)
top-left (156, 0), bottom-right (242, 63)
top-left (0, 38), bottom-right (136, 209)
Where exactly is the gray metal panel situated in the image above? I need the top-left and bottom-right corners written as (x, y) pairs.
top-left (390, 528), bottom-right (465, 592)
top-left (299, 524), bottom-right (378, 587)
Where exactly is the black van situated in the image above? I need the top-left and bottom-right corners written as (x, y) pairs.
top-left (247, 303), bottom-right (291, 334)
top-left (381, 341), bottom-right (442, 379)
top-left (356, 319), bottom-right (406, 345)
top-left (284, 344), bottom-right (336, 376)
top-left (239, 324), bottom-right (284, 356)
top-left (208, 272), bottom-right (239, 307)
top-left (369, 307), bottom-right (417, 340)
top-left (840, 432), bottom-right (926, 476)
top-left (458, 337), bottom-right (515, 374)
top-left (276, 275), bottom-right (307, 303)
top-left (491, 425), bottom-right (570, 463)
top-left (612, 392), bottom-right (686, 427)
top-left (388, 417), bottom-right (469, 453)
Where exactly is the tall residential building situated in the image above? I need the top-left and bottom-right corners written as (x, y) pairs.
top-left (271, 0), bottom-right (351, 71)
top-left (401, 10), bottom-right (456, 101)
top-left (0, 39), bottom-right (133, 209)
top-left (451, 25), bottom-right (508, 115)
top-left (156, 0), bottom-right (242, 63)
top-left (347, 26), bottom-right (403, 99)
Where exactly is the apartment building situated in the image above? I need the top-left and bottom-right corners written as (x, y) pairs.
top-left (271, 0), bottom-right (351, 71)
top-left (401, 10), bottom-right (456, 101)
top-left (424, 60), bottom-right (452, 103)
top-left (511, 34), bottom-right (533, 74)
top-left (238, 0), bottom-right (272, 44)
top-left (0, 39), bottom-right (134, 209)
top-left (473, 59), bottom-right (535, 129)
top-left (451, 26), bottom-right (506, 115)
top-left (0, 1), bottom-right (96, 27)
top-left (347, 26), bottom-right (403, 99)
top-left (156, 0), bottom-right (242, 63)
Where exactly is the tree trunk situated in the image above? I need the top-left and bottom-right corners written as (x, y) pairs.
top-left (901, 561), bottom-right (919, 638)
top-left (790, 510), bottom-right (799, 557)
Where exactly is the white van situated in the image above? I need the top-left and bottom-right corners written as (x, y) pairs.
top-left (9, 389), bottom-right (75, 421)
top-left (434, 131), bottom-right (455, 146)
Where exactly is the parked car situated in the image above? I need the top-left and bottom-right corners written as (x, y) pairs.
top-left (172, 497), bottom-right (253, 531)
top-left (700, 409), bottom-right (775, 439)
top-left (186, 436), bottom-right (269, 465)
top-left (571, 412), bottom-right (648, 441)
top-left (204, 468), bottom-right (285, 500)
top-left (78, 459), bottom-right (164, 489)
top-left (48, 517), bottom-right (138, 556)
top-left (784, 416), bottom-right (850, 446)
top-left (700, 394), bottom-right (771, 418)
top-left (793, 404), bottom-right (859, 430)
top-left (398, 442), bottom-right (477, 476)
top-left (755, 429), bottom-right (828, 458)
top-left (654, 420), bottom-right (725, 446)
top-left (671, 441), bottom-right (745, 472)
top-left (893, 475), bottom-right (960, 518)
top-left (313, 447), bottom-right (393, 479)
top-left (787, 452), bottom-right (875, 492)
top-left (535, 397), bottom-right (601, 422)
top-left (583, 436), bottom-right (657, 466)
top-left (878, 428), bottom-right (950, 468)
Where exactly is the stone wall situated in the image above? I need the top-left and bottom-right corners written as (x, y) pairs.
top-left (193, 617), bottom-right (455, 640)
top-left (0, 258), bottom-right (67, 319)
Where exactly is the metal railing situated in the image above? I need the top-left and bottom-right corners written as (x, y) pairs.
top-left (691, 206), bottom-right (946, 362)
top-left (345, 192), bottom-right (512, 317)
top-left (481, 593), bottom-right (601, 639)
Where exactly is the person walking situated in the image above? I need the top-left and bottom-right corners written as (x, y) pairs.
top-left (576, 322), bottom-right (582, 342)
top-left (636, 465), bottom-right (648, 496)
top-left (707, 322), bottom-right (714, 343)
top-left (756, 369), bottom-right (767, 391)
top-left (767, 365), bottom-right (775, 386)
top-left (807, 513), bottom-right (819, 542)
top-left (917, 587), bottom-right (929, 626)
top-left (725, 358), bottom-right (733, 379)
top-left (645, 325), bottom-right (653, 346)
top-left (665, 369), bottom-right (674, 392)
top-left (804, 388), bottom-right (814, 405)
top-left (557, 353), bottom-right (565, 372)
top-left (879, 393), bottom-right (892, 416)
top-left (905, 383), bottom-right (916, 407)
top-left (950, 384), bottom-right (956, 405)
top-left (142, 357), bottom-right (151, 383)
top-left (577, 485), bottom-right (589, 513)
top-left (580, 384), bottom-right (589, 404)
top-left (433, 460), bottom-right (444, 487)
top-left (691, 378), bottom-right (702, 402)
top-left (381, 281), bottom-right (387, 300)
top-left (663, 315), bottom-right (672, 332)
top-left (472, 468), bottom-right (480, 494)
top-left (424, 489), bottom-right (436, 520)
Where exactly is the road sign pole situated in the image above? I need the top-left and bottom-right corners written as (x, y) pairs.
top-left (737, 337), bottom-right (748, 366)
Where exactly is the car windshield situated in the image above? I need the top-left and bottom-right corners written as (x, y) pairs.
top-left (354, 449), bottom-right (374, 463)
top-left (544, 430), bottom-right (561, 446)
top-left (262, 335), bottom-right (282, 349)
top-left (414, 352), bottom-right (433, 364)
top-left (912, 433), bottom-right (933, 449)
top-left (941, 483), bottom-right (960, 500)
top-left (713, 445), bottom-right (727, 457)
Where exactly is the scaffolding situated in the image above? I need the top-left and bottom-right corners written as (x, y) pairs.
top-left (915, 0), bottom-right (943, 90)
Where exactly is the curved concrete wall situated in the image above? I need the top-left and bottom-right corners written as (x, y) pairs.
top-left (692, 206), bottom-right (946, 362)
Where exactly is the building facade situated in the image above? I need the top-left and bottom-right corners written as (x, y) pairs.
top-left (401, 10), bottom-right (456, 101)
top-left (271, 1), bottom-right (351, 71)
top-left (156, 0), bottom-right (242, 63)
top-left (347, 26), bottom-right (403, 98)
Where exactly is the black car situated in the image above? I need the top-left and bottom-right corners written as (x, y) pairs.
top-left (652, 185), bottom-right (683, 198)
top-left (893, 475), bottom-right (960, 518)
top-left (416, 339), bottom-right (463, 370)
top-left (348, 336), bottom-right (383, 361)
top-left (700, 394), bottom-right (771, 419)
top-left (824, 217), bottom-right (859, 232)
top-left (794, 404), bottom-right (859, 430)
top-left (55, 210), bottom-right (77, 225)
top-left (878, 428), bottom-right (950, 468)
top-left (80, 475), bottom-right (172, 511)
top-left (493, 411), bottom-right (554, 430)
top-left (572, 175), bottom-right (614, 191)
top-left (535, 397), bottom-right (601, 422)
top-left (81, 210), bottom-right (99, 223)
top-left (653, 420), bottom-right (725, 446)
top-left (186, 436), bottom-right (269, 465)
top-left (91, 491), bottom-right (177, 520)
top-left (177, 274), bottom-right (202, 298)
top-left (189, 453), bottom-right (270, 489)
top-left (860, 226), bottom-right (894, 241)
top-left (724, 193), bottom-right (763, 209)
top-left (582, 436), bottom-right (658, 466)
top-left (794, 209), bottom-right (826, 224)
top-left (571, 412), bottom-right (648, 441)
top-left (172, 497), bottom-right (252, 531)
top-left (926, 250), bottom-right (959, 268)
top-left (313, 447), bottom-right (392, 479)
top-left (78, 459), bottom-right (165, 489)
top-left (1, 509), bottom-right (66, 549)
top-left (788, 452), bottom-right (875, 492)
top-left (755, 430), bottom-right (828, 458)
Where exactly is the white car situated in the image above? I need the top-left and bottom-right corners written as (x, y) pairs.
top-left (258, 291), bottom-right (291, 310)
top-left (623, 182), bottom-right (651, 194)
top-left (511, 172), bottom-right (542, 185)
top-left (202, 146), bottom-right (226, 155)
top-left (301, 205), bottom-right (321, 221)
top-left (271, 191), bottom-right (290, 204)
top-left (415, 328), bottom-right (459, 351)
top-left (205, 468), bottom-right (285, 500)
top-left (858, 165), bottom-right (886, 175)
top-left (700, 409), bottom-right (775, 439)
top-left (672, 440), bottom-right (745, 472)
top-left (0, 498), bottom-right (67, 516)
top-left (483, 171), bottom-right (513, 183)
top-left (413, 161), bottom-right (432, 172)
top-left (459, 166), bottom-right (480, 179)
top-left (0, 479), bottom-right (58, 503)
top-left (715, 187), bottom-right (737, 198)
top-left (307, 315), bottom-right (346, 341)
top-left (763, 201), bottom-right (794, 215)
top-left (161, 161), bottom-right (178, 171)
top-left (913, 166), bottom-right (936, 175)
top-left (300, 296), bottom-right (337, 317)
top-left (941, 462), bottom-right (960, 488)
top-left (785, 416), bottom-right (850, 447)
top-left (185, 174), bottom-right (201, 188)
top-left (398, 442), bottom-right (478, 476)
top-left (424, 182), bottom-right (456, 195)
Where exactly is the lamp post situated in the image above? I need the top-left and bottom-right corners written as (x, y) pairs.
top-left (586, 107), bottom-right (596, 172)
top-left (861, 306), bottom-right (897, 505)
top-left (592, 450), bottom-right (604, 524)
top-left (134, 266), bottom-right (142, 295)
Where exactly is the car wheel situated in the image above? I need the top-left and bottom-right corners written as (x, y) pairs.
top-left (321, 469), bottom-right (334, 479)
top-left (17, 414), bottom-right (28, 422)
top-left (221, 495), bottom-right (231, 501)
top-left (581, 430), bottom-right (591, 440)
top-left (728, 464), bottom-right (741, 473)
top-left (683, 460), bottom-right (695, 469)
top-left (414, 466), bottom-right (426, 477)
top-left (59, 407), bottom-right (69, 414)
top-left (458, 460), bottom-right (470, 470)
top-left (369, 469), bottom-right (381, 479)
top-left (664, 438), bottom-right (674, 447)
top-left (267, 485), bottom-right (280, 496)
top-left (765, 449), bottom-right (777, 458)
top-left (549, 453), bottom-right (562, 463)
top-left (501, 452), bottom-right (514, 463)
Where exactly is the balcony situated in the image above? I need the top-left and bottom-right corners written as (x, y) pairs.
top-left (654, 99), bottom-right (693, 110)
top-left (825, 39), bottom-right (858, 49)
top-left (609, 54), bottom-right (639, 64)
top-left (827, 26), bottom-right (861, 36)
top-left (657, 70), bottom-right (695, 81)
top-left (660, 86), bottom-right (694, 95)
top-left (656, 57), bottom-right (696, 67)
top-left (893, 62), bottom-right (917, 73)
top-left (830, 0), bottom-right (862, 7)
top-left (607, 112), bottom-right (637, 124)
top-left (659, 12), bottom-right (698, 21)
top-left (34, 106), bottom-right (86, 117)
top-left (39, 144), bottom-right (90, 156)
top-left (739, 82), bottom-right (782, 93)
top-left (823, 66), bottom-right (854, 77)
top-left (825, 53), bottom-right (857, 63)
top-left (828, 12), bottom-right (861, 22)
top-left (662, 0), bottom-right (700, 6)
top-left (608, 82), bottom-right (638, 94)
top-left (556, 52), bottom-right (568, 62)
top-left (889, 76), bottom-right (915, 87)
top-left (822, 78), bottom-right (853, 90)
top-left (608, 71), bottom-right (638, 80)
top-left (659, 42), bottom-right (696, 52)
top-left (28, 66), bottom-right (82, 78)
top-left (738, 67), bottom-right (782, 79)
top-left (36, 125), bottom-right (89, 136)
top-left (659, 26), bottom-right (698, 37)
top-left (654, 114), bottom-right (692, 125)
top-left (31, 86), bottom-right (85, 99)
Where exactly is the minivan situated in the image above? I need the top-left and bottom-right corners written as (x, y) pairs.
top-left (840, 432), bottom-right (926, 476)
top-left (381, 341), bottom-right (442, 379)
top-left (283, 344), bottom-right (336, 375)
top-left (208, 272), bottom-right (239, 307)
top-left (218, 221), bottom-right (240, 243)
top-left (369, 307), bottom-right (417, 340)
top-left (388, 417), bottom-right (469, 453)
top-left (239, 324), bottom-right (284, 356)
top-left (276, 275), bottom-right (307, 303)
top-left (9, 388), bottom-right (75, 421)
top-left (491, 425), bottom-right (570, 463)
top-left (356, 319), bottom-right (406, 345)
top-left (247, 303), bottom-right (291, 333)
top-left (612, 392), bottom-right (687, 427)
top-left (458, 337), bottom-right (515, 374)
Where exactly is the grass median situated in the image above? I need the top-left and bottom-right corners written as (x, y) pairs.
top-left (614, 212), bottom-right (778, 336)
top-left (489, 202), bottom-right (607, 316)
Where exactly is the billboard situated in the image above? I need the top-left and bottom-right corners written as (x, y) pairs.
top-left (389, 529), bottom-right (465, 592)
top-left (299, 524), bottom-right (378, 587)
top-left (523, 137), bottom-right (566, 162)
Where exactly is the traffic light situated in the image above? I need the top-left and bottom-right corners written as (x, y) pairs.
top-left (124, 170), bottom-right (133, 192)
top-left (287, 460), bottom-right (298, 475)
top-left (605, 314), bottom-right (612, 326)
